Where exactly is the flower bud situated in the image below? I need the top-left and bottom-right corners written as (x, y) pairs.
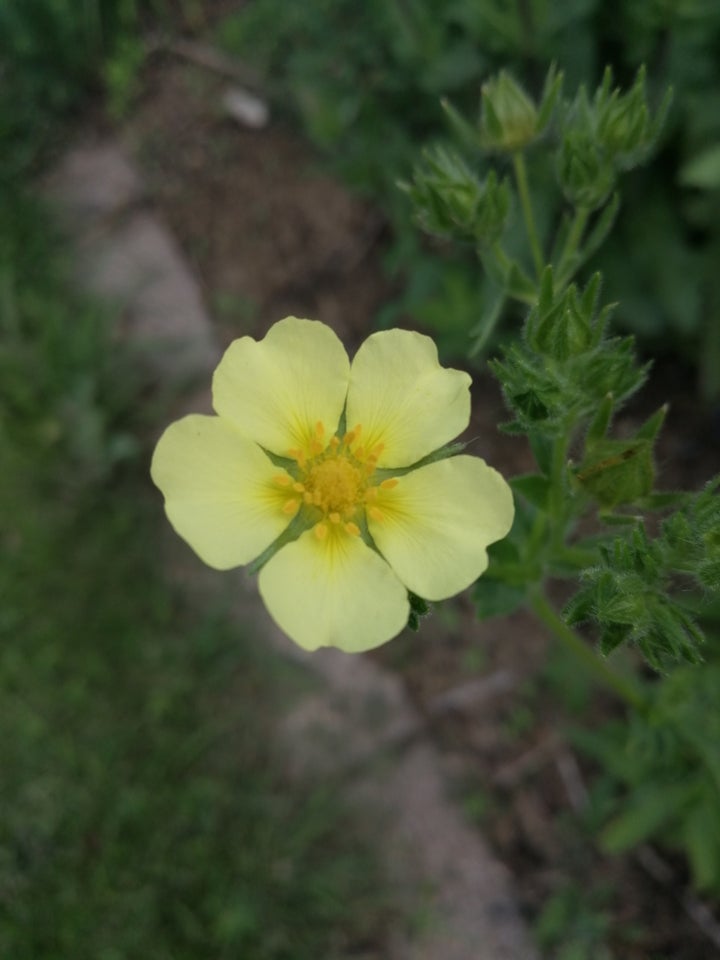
top-left (556, 131), bottom-right (616, 210)
top-left (477, 66), bottom-right (562, 153)
top-left (595, 67), bottom-right (669, 170)
top-left (403, 147), bottom-right (510, 245)
top-left (479, 71), bottom-right (539, 152)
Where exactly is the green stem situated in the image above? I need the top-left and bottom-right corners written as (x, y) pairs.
top-left (548, 433), bottom-right (571, 551)
top-left (487, 244), bottom-right (537, 306)
top-left (556, 205), bottom-right (590, 288)
top-left (512, 151), bottom-right (544, 281)
top-left (530, 589), bottom-right (648, 711)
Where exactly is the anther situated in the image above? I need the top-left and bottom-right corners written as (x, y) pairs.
top-left (293, 482), bottom-right (305, 493)
top-left (314, 523), bottom-right (328, 541)
top-left (381, 478), bottom-right (399, 490)
top-left (368, 506), bottom-right (384, 522)
top-left (345, 522), bottom-right (360, 537)
top-left (282, 499), bottom-right (300, 516)
top-left (329, 512), bottom-right (341, 524)
top-left (274, 474), bottom-right (292, 487)
top-left (315, 421), bottom-right (325, 438)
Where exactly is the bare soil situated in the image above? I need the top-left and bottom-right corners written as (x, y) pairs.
top-left (120, 58), bottom-right (720, 958)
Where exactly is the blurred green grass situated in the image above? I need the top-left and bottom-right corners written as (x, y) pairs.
top-left (0, 167), bottom-right (394, 960)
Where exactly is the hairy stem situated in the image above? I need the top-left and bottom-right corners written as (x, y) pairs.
top-left (530, 589), bottom-right (648, 711)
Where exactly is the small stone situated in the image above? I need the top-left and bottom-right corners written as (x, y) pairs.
top-left (222, 86), bottom-right (270, 129)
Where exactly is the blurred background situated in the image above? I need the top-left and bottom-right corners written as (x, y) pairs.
top-left (2, 1), bottom-right (720, 957)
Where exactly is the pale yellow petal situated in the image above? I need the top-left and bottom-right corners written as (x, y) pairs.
top-left (258, 526), bottom-right (409, 652)
top-left (368, 455), bottom-right (514, 600)
top-left (345, 328), bottom-right (471, 468)
top-left (212, 317), bottom-right (350, 457)
top-left (151, 414), bottom-right (293, 570)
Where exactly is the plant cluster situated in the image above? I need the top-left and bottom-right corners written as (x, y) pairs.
top-left (406, 64), bottom-right (720, 896)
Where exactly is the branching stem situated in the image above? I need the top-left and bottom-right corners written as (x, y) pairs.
top-left (513, 151), bottom-right (544, 281)
top-left (557, 205), bottom-right (590, 288)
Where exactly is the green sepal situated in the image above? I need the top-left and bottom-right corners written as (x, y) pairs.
top-left (246, 512), bottom-right (309, 574)
top-left (407, 591), bottom-right (431, 631)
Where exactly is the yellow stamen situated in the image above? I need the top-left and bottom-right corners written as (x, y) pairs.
top-left (283, 498), bottom-right (300, 516)
top-left (274, 474), bottom-right (292, 487)
top-left (290, 420), bottom-right (392, 538)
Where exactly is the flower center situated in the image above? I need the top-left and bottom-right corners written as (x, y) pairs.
top-left (306, 457), bottom-right (362, 515)
top-left (274, 422), bottom-right (395, 540)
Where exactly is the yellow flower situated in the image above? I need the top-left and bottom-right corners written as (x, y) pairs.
top-left (151, 317), bottom-right (514, 652)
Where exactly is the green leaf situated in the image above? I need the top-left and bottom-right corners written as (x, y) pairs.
top-left (473, 578), bottom-right (526, 619)
top-left (601, 783), bottom-right (693, 852)
top-left (510, 473), bottom-right (551, 509)
top-left (683, 795), bottom-right (720, 889)
top-left (679, 144), bottom-right (720, 190)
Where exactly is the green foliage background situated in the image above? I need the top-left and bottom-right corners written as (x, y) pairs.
top-left (217, 0), bottom-right (720, 393)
